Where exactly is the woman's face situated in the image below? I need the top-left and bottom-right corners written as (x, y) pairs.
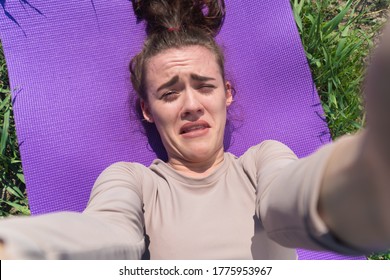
top-left (141, 45), bottom-right (232, 164)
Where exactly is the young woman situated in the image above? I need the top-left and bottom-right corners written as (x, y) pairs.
top-left (0, 0), bottom-right (389, 259)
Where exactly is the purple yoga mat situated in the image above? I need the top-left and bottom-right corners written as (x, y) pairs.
top-left (0, 0), bottom-right (365, 260)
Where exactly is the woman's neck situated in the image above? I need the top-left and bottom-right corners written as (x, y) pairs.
top-left (167, 149), bottom-right (225, 178)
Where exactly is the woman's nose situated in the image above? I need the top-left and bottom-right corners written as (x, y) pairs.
top-left (181, 89), bottom-right (204, 119)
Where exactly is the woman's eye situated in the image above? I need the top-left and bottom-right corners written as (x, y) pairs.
top-left (161, 91), bottom-right (178, 102)
top-left (198, 85), bottom-right (215, 93)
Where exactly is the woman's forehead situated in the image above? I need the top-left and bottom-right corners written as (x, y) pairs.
top-left (146, 46), bottom-right (221, 79)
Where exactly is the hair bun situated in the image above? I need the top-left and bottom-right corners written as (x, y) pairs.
top-left (131, 0), bottom-right (225, 37)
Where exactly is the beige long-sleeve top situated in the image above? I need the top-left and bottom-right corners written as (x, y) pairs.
top-left (0, 138), bottom-right (364, 259)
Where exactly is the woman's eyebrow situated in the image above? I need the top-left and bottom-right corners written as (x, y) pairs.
top-left (157, 75), bottom-right (179, 91)
top-left (156, 74), bottom-right (215, 92)
top-left (190, 73), bottom-right (216, 82)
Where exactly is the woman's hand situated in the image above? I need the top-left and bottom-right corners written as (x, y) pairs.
top-left (365, 23), bottom-right (390, 164)
top-left (0, 241), bottom-right (9, 260)
top-left (360, 21), bottom-right (390, 248)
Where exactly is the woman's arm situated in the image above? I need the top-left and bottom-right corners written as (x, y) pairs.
top-left (318, 23), bottom-right (390, 252)
top-left (0, 162), bottom-right (145, 259)
top-left (257, 24), bottom-right (390, 254)
top-left (255, 133), bottom-right (384, 255)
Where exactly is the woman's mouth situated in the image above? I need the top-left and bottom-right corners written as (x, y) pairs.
top-left (180, 121), bottom-right (210, 138)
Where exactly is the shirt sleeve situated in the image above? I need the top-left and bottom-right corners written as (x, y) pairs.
top-left (0, 162), bottom-right (145, 259)
top-left (251, 138), bottom-right (367, 255)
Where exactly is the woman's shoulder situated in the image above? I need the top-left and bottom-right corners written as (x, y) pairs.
top-left (240, 140), bottom-right (296, 159)
top-left (92, 161), bottom-right (158, 199)
top-left (236, 140), bottom-right (298, 170)
top-left (95, 161), bottom-right (156, 189)
top-left (100, 161), bottom-right (152, 176)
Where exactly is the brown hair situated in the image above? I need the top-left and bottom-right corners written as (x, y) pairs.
top-left (130, 0), bottom-right (226, 102)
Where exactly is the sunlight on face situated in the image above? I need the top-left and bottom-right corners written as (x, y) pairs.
top-left (142, 46), bottom-right (232, 165)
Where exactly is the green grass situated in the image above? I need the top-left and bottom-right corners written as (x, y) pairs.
top-left (292, 0), bottom-right (387, 139)
top-left (368, 250), bottom-right (390, 260)
top-left (0, 0), bottom-right (389, 258)
top-left (0, 42), bottom-right (30, 217)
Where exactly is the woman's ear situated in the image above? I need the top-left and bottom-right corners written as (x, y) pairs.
top-left (140, 99), bottom-right (154, 123)
top-left (225, 81), bottom-right (233, 106)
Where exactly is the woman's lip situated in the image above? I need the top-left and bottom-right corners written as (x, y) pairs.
top-left (180, 127), bottom-right (210, 138)
top-left (179, 121), bottom-right (211, 134)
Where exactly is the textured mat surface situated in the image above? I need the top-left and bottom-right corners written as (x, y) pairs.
top-left (0, 0), bottom-right (364, 259)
